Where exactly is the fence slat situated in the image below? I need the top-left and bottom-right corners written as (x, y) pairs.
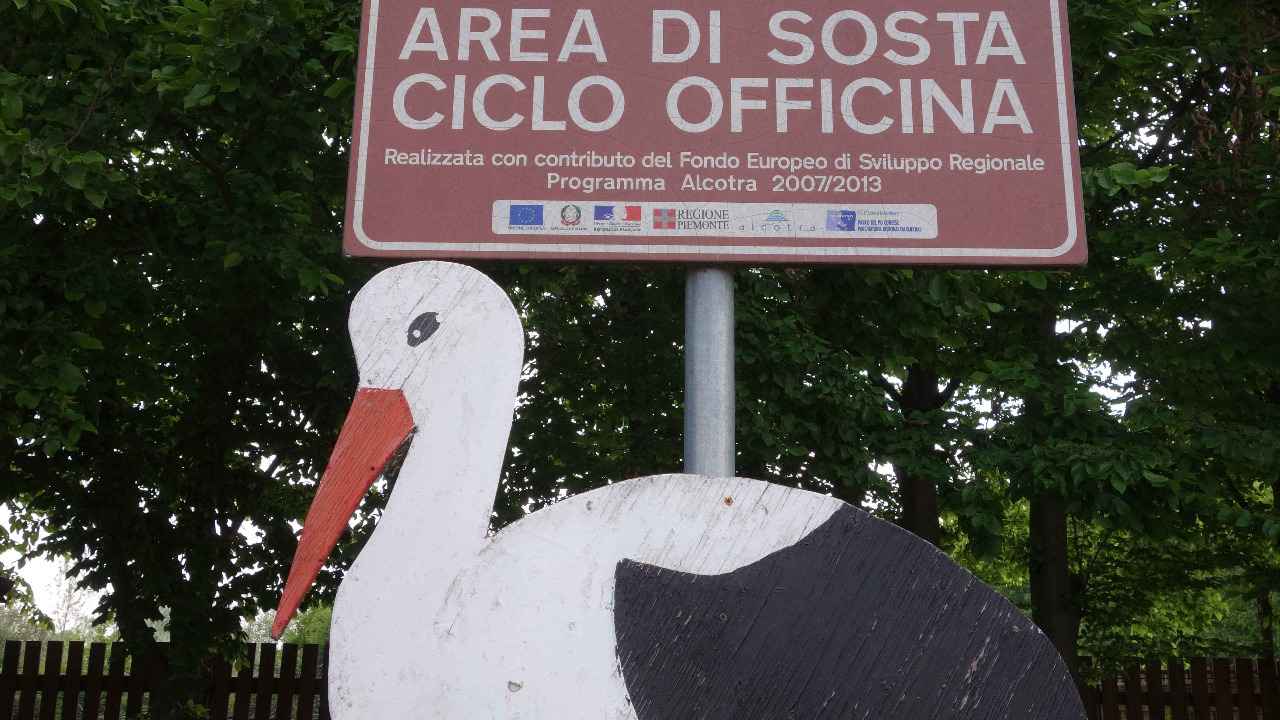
top-left (232, 644), bottom-right (255, 720)
top-left (296, 645), bottom-right (319, 720)
top-left (60, 641), bottom-right (84, 720)
top-left (1, 641), bottom-right (21, 720)
top-left (102, 643), bottom-right (126, 720)
top-left (278, 643), bottom-right (299, 720)
top-left (1260, 657), bottom-right (1279, 720)
top-left (38, 642), bottom-right (62, 720)
top-left (1125, 663), bottom-right (1144, 720)
top-left (81, 643), bottom-right (106, 720)
top-left (253, 643), bottom-right (276, 720)
top-left (1190, 658), bottom-right (1211, 720)
top-left (1146, 660), bottom-right (1166, 720)
top-left (1237, 658), bottom-right (1258, 720)
top-left (1167, 658), bottom-right (1189, 720)
top-left (17, 641), bottom-right (43, 720)
top-left (1076, 657), bottom-right (1098, 720)
top-left (209, 655), bottom-right (232, 720)
top-left (1213, 658), bottom-right (1235, 720)
top-left (124, 648), bottom-right (149, 718)
top-left (1082, 684), bottom-right (1102, 720)
top-left (1102, 672), bottom-right (1122, 720)
top-left (150, 650), bottom-right (169, 715)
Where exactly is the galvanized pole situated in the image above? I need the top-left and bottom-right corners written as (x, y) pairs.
top-left (683, 267), bottom-right (735, 477)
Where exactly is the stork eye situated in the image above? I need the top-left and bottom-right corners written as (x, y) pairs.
top-left (407, 312), bottom-right (440, 347)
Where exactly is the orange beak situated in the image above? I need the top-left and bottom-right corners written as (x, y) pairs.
top-left (272, 388), bottom-right (415, 639)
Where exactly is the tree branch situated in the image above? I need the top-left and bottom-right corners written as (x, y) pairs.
top-left (939, 377), bottom-right (964, 405)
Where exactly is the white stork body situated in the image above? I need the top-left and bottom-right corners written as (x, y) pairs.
top-left (277, 261), bottom-right (1085, 720)
top-left (332, 474), bottom-right (843, 719)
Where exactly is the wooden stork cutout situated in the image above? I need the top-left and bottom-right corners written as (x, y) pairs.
top-left (274, 261), bottom-right (1086, 719)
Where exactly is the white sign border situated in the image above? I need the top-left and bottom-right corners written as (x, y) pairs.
top-left (349, 0), bottom-right (1079, 261)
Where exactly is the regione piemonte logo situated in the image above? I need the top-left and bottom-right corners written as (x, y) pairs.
top-left (653, 209), bottom-right (677, 230)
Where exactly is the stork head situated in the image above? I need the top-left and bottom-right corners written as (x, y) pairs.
top-left (272, 261), bottom-right (521, 638)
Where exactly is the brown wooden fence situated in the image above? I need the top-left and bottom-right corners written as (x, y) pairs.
top-left (1079, 658), bottom-right (1280, 719)
top-left (4, 640), bottom-right (1280, 719)
top-left (1, 641), bottom-right (329, 720)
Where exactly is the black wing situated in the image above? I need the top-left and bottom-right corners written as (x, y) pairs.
top-left (614, 506), bottom-right (1085, 720)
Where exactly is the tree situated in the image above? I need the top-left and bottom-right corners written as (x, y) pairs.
top-left (3, 0), bottom-right (368, 715)
top-left (0, 575), bottom-right (51, 643)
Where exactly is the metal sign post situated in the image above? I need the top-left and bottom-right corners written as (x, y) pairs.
top-left (683, 267), bottom-right (735, 478)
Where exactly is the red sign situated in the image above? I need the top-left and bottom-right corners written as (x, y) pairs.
top-left (343, 1), bottom-right (1085, 265)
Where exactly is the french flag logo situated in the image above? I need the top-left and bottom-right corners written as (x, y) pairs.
top-left (596, 205), bottom-right (642, 222)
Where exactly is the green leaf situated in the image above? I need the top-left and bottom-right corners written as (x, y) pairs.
top-left (928, 274), bottom-right (946, 303)
top-left (85, 188), bottom-right (106, 208)
top-left (1110, 162), bottom-right (1139, 185)
top-left (1131, 20), bottom-right (1154, 36)
top-left (84, 299), bottom-right (107, 318)
top-left (1, 93), bottom-right (21, 120)
top-left (56, 362), bottom-right (85, 392)
top-left (323, 79), bottom-right (353, 99)
top-left (1265, 520), bottom-right (1280, 541)
top-left (63, 164), bottom-right (86, 190)
top-left (223, 251), bottom-right (243, 268)
top-left (14, 389), bottom-right (39, 409)
top-left (1026, 272), bottom-right (1048, 290)
top-left (183, 82), bottom-right (212, 109)
top-left (77, 150), bottom-right (106, 165)
top-left (1142, 470), bottom-right (1170, 487)
top-left (70, 331), bottom-right (104, 350)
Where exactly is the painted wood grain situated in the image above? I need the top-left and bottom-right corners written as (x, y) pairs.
top-left (616, 505), bottom-right (1083, 719)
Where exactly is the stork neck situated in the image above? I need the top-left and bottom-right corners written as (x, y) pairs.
top-left (372, 385), bottom-right (512, 558)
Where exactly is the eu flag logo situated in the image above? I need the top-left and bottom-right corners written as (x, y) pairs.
top-left (509, 205), bottom-right (544, 227)
top-left (594, 206), bottom-right (614, 221)
top-left (826, 210), bottom-right (857, 231)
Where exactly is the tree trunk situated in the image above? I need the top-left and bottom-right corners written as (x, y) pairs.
top-left (1260, 590), bottom-right (1276, 661)
top-left (1024, 303), bottom-right (1079, 672)
top-left (1029, 493), bottom-right (1080, 672)
top-left (1265, 471), bottom-right (1280, 660)
top-left (891, 364), bottom-right (953, 546)
top-left (898, 466), bottom-right (942, 546)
